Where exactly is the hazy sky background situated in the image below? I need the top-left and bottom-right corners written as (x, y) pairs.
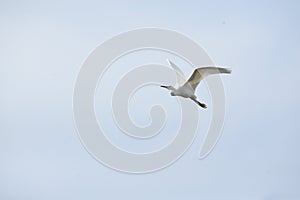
top-left (1, 0), bottom-right (300, 199)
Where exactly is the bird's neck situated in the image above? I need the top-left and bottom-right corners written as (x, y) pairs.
top-left (169, 86), bottom-right (176, 91)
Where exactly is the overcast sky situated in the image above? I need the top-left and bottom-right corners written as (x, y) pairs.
top-left (1, 0), bottom-right (300, 199)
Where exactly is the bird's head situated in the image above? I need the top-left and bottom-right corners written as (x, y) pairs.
top-left (160, 85), bottom-right (175, 91)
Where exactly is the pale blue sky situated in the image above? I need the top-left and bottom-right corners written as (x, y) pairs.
top-left (1, 0), bottom-right (300, 199)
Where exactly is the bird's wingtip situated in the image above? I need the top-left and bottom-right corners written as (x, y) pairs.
top-left (220, 67), bottom-right (232, 74)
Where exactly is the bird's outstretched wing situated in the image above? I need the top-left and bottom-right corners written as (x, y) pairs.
top-left (167, 59), bottom-right (186, 87)
top-left (185, 67), bottom-right (231, 90)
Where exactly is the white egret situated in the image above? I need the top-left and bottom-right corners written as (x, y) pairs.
top-left (161, 60), bottom-right (231, 109)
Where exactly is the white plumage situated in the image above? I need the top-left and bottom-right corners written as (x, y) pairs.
top-left (161, 60), bottom-right (231, 108)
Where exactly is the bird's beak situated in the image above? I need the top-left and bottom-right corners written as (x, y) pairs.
top-left (160, 85), bottom-right (168, 89)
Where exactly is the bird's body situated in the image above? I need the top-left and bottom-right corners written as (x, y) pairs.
top-left (171, 84), bottom-right (194, 98)
top-left (161, 60), bottom-right (231, 109)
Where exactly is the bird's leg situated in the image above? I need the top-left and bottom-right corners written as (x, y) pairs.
top-left (190, 97), bottom-right (207, 109)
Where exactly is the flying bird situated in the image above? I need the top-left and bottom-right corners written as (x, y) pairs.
top-left (161, 60), bottom-right (231, 109)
